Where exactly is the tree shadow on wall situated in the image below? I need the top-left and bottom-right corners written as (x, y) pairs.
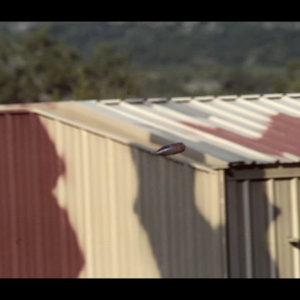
top-left (131, 147), bottom-right (226, 278)
top-left (181, 111), bottom-right (300, 278)
top-left (226, 167), bottom-right (281, 278)
top-left (131, 147), bottom-right (281, 278)
top-left (0, 112), bottom-right (84, 278)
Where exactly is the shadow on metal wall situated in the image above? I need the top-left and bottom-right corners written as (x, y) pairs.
top-left (180, 112), bottom-right (289, 277)
top-left (131, 145), bottom-right (282, 277)
top-left (131, 144), bottom-right (225, 278)
top-left (0, 112), bottom-right (84, 278)
top-left (226, 167), bottom-right (281, 278)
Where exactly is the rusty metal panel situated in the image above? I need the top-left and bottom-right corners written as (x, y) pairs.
top-left (226, 168), bottom-right (300, 278)
top-left (0, 110), bottom-right (226, 278)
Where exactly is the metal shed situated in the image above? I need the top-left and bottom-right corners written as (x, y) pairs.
top-left (0, 107), bottom-right (226, 278)
top-left (0, 93), bottom-right (299, 278)
top-left (73, 93), bottom-right (300, 278)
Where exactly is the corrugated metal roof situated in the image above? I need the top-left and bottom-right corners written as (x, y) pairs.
top-left (78, 93), bottom-right (300, 167)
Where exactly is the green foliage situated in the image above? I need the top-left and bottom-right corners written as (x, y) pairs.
top-left (80, 44), bottom-right (140, 99)
top-left (0, 28), bottom-right (140, 104)
top-left (0, 28), bottom-right (80, 103)
top-left (273, 59), bottom-right (300, 93)
top-left (218, 67), bottom-right (279, 95)
top-left (2, 22), bottom-right (300, 103)
top-left (0, 34), bottom-right (22, 103)
top-left (19, 28), bottom-right (80, 102)
top-left (286, 60), bottom-right (300, 82)
top-left (3, 22), bottom-right (300, 68)
top-left (73, 66), bottom-right (92, 100)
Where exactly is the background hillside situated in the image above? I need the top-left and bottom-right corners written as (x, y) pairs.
top-left (1, 22), bottom-right (300, 102)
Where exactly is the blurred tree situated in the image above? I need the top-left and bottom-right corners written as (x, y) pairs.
top-left (273, 59), bottom-right (300, 93)
top-left (77, 44), bottom-right (140, 100)
top-left (0, 34), bottom-right (22, 103)
top-left (286, 60), bottom-right (300, 91)
top-left (19, 27), bottom-right (80, 102)
top-left (73, 65), bottom-right (93, 100)
top-left (0, 29), bottom-right (140, 104)
top-left (219, 67), bottom-right (277, 95)
top-left (272, 77), bottom-right (288, 93)
top-left (0, 28), bottom-right (80, 103)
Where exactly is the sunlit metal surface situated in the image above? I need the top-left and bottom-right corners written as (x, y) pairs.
top-left (79, 94), bottom-right (300, 166)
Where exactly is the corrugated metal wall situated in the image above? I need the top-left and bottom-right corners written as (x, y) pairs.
top-left (0, 110), bottom-right (227, 278)
top-left (226, 167), bottom-right (300, 278)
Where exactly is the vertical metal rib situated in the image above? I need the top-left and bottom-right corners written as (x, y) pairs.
top-left (290, 178), bottom-right (300, 279)
top-left (267, 179), bottom-right (277, 278)
top-left (242, 180), bottom-right (253, 278)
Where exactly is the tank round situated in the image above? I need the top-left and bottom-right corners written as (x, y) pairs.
top-left (155, 143), bottom-right (186, 156)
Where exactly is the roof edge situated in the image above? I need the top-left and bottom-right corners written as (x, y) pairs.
top-left (32, 108), bottom-right (216, 172)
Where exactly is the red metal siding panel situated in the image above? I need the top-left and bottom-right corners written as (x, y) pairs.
top-left (0, 112), bottom-right (84, 278)
top-left (182, 113), bottom-right (300, 157)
